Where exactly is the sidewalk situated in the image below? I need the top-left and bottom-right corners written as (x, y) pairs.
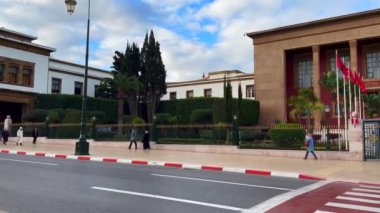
top-left (1, 140), bottom-right (379, 183)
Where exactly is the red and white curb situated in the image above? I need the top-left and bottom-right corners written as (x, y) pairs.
top-left (0, 149), bottom-right (325, 181)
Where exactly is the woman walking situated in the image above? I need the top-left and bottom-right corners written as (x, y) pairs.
top-left (304, 133), bottom-right (318, 160)
top-left (142, 129), bottom-right (150, 150)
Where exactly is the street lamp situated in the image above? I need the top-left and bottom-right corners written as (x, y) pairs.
top-left (324, 104), bottom-right (331, 150)
top-left (232, 115), bottom-right (239, 146)
top-left (65, 0), bottom-right (90, 155)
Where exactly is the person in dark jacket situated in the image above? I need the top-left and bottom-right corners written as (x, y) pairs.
top-left (142, 129), bottom-right (150, 150)
top-left (32, 128), bottom-right (39, 144)
top-left (2, 130), bottom-right (8, 145)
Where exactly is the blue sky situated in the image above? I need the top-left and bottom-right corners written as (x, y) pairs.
top-left (1, 0), bottom-right (380, 81)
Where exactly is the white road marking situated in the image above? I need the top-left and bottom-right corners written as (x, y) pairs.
top-left (336, 196), bottom-right (380, 204)
top-left (314, 210), bottom-right (336, 213)
top-left (151, 174), bottom-right (292, 191)
top-left (353, 188), bottom-right (380, 194)
top-left (91, 186), bottom-right (247, 212)
top-left (344, 192), bottom-right (380, 199)
top-left (0, 157), bottom-right (58, 166)
top-left (325, 202), bottom-right (380, 212)
top-left (243, 181), bottom-right (330, 213)
top-left (360, 185), bottom-right (380, 190)
top-left (271, 171), bottom-right (298, 179)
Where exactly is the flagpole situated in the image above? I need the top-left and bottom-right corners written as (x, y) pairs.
top-left (342, 59), bottom-right (348, 149)
top-left (335, 50), bottom-right (341, 150)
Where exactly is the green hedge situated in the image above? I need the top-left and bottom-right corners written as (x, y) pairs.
top-left (47, 108), bottom-right (65, 123)
top-left (199, 130), bottom-right (216, 140)
top-left (176, 98), bottom-right (215, 124)
top-left (268, 124), bottom-right (305, 148)
top-left (34, 94), bottom-right (117, 123)
top-left (158, 138), bottom-right (225, 145)
top-left (158, 98), bottom-right (259, 125)
top-left (189, 109), bottom-right (213, 124)
top-left (22, 109), bottom-right (48, 122)
top-left (154, 113), bottom-right (172, 124)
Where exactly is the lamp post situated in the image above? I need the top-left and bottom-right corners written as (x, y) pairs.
top-left (65, 0), bottom-right (90, 155)
top-left (232, 115), bottom-right (239, 146)
top-left (324, 104), bottom-right (331, 150)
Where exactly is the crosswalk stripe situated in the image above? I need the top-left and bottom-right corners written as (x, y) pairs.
top-left (336, 196), bottom-right (380, 204)
top-left (344, 192), bottom-right (380, 199)
top-left (325, 202), bottom-right (380, 212)
top-left (360, 185), bottom-right (380, 190)
top-left (353, 188), bottom-right (380, 194)
top-left (314, 210), bottom-right (336, 213)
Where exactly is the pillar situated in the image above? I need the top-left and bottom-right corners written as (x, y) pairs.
top-left (312, 45), bottom-right (321, 128)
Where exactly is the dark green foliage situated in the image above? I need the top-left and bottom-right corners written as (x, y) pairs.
top-left (157, 100), bottom-right (178, 116)
top-left (189, 109), bottom-right (213, 124)
top-left (224, 80), bottom-right (233, 123)
top-left (212, 98), bottom-right (225, 124)
top-left (239, 130), bottom-right (266, 141)
top-left (34, 94), bottom-right (117, 123)
top-left (154, 113), bottom-right (172, 124)
top-left (131, 117), bottom-right (145, 124)
top-left (22, 109), bottom-right (48, 122)
top-left (168, 116), bottom-right (177, 124)
top-left (157, 97), bottom-right (259, 125)
top-left (363, 94), bottom-right (380, 118)
top-left (176, 98), bottom-right (215, 124)
top-left (269, 124), bottom-right (306, 148)
top-left (47, 108), bottom-right (65, 123)
top-left (239, 100), bottom-right (260, 125)
top-left (199, 130), bottom-right (216, 140)
top-left (62, 109), bottom-right (81, 123)
top-left (86, 111), bottom-right (106, 123)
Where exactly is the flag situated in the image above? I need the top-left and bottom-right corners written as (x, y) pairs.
top-left (336, 54), bottom-right (349, 80)
top-left (202, 73), bottom-right (205, 79)
top-left (357, 75), bottom-right (366, 93)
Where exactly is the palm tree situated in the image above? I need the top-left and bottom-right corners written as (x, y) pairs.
top-left (289, 88), bottom-right (324, 132)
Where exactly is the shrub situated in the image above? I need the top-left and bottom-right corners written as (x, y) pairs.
top-left (168, 116), bottom-right (177, 124)
top-left (238, 100), bottom-right (260, 125)
top-left (268, 123), bottom-right (306, 148)
top-left (22, 109), bottom-right (48, 122)
top-left (239, 130), bottom-right (267, 141)
top-left (155, 113), bottom-right (172, 124)
top-left (176, 98), bottom-right (215, 124)
top-left (189, 109), bottom-right (213, 124)
top-left (157, 100), bottom-right (178, 116)
top-left (200, 130), bottom-right (216, 140)
top-left (131, 117), bottom-right (145, 125)
top-left (212, 99), bottom-right (224, 123)
top-left (87, 111), bottom-right (106, 123)
top-left (47, 108), bottom-right (65, 123)
top-left (62, 109), bottom-right (81, 123)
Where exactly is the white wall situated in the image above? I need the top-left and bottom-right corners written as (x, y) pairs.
top-left (162, 77), bottom-right (255, 100)
top-left (0, 46), bottom-right (49, 94)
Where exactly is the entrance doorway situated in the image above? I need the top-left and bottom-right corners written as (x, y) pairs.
top-left (0, 101), bottom-right (23, 123)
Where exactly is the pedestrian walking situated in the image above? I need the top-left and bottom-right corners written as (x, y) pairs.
top-left (16, 126), bottom-right (23, 146)
top-left (3, 115), bottom-right (12, 136)
top-left (128, 128), bottom-right (137, 149)
top-left (32, 127), bottom-right (39, 144)
top-left (304, 133), bottom-right (318, 160)
top-left (142, 129), bottom-right (150, 150)
top-left (2, 130), bottom-right (8, 145)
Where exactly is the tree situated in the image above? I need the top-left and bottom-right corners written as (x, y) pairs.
top-left (363, 94), bottom-right (380, 118)
top-left (140, 30), bottom-right (167, 123)
top-left (237, 83), bottom-right (242, 124)
top-left (223, 77), bottom-right (233, 123)
top-left (95, 78), bottom-right (117, 99)
top-left (289, 88), bottom-right (324, 132)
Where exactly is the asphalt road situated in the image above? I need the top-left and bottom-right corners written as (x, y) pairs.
top-left (0, 153), bottom-right (317, 213)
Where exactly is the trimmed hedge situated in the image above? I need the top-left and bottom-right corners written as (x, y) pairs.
top-left (47, 108), bottom-right (65, 123)
top-left (154, 113), bottom-right (172, 124)
top-left (34, 94), bottom-right (117, 123)
top-left (158, 98), bottom-right (259, 125)
top-left (22, 109), bottom-right (48, 122)
top-left (158, 138), bottom-right (225, 145)
top-left (268, 123), bottom-right (305, 148)
top-left (189, 109), bottom-right (213, 124)
top-left (200, 130), bottom-right (216, 140)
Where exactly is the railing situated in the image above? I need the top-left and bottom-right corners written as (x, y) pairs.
top-left (1, 122), bottom-right (349, 151)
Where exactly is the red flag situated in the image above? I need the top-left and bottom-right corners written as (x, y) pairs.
top-left (357, 74), bottom-right (366, 93)
top-left (336, 54), bottom-right (349, 80)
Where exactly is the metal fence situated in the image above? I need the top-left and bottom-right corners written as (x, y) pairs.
top-left (363, 120), bottom-right (380, 160)
top-left (0, 122), bottom-right (349, 151)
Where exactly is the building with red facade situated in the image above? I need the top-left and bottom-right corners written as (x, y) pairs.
top-left (247, 9), bottom-right (380, 126)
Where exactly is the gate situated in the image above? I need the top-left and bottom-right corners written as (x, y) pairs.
top-left (363, 120), bottom-right (380, 160)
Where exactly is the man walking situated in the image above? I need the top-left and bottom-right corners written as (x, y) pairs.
top-left (128, 128), bottom-right (137, 149)
top-left (32, 128), bottom-right (39, 144)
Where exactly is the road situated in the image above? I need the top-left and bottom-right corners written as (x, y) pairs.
top-left (0, 153), bottom-right (317, 213)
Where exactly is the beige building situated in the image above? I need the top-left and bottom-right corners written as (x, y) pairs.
top-left (247, 9), bottom-right (380, 126)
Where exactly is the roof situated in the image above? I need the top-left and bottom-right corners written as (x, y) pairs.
top-left (166, 72), bottom-right (254, 87)
top-left (0, 27), bottom-right (37, 41)
top-left (246, 8), bottom-right (380, 38)
top-left (49, 58), bottom-right (111, 73)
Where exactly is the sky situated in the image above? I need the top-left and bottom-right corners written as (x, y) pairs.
top-left (1, 0), bottom-right (380, 82)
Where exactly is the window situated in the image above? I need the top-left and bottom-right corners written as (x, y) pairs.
top-left (186, 90), bottom-right (193, 98)
top-left (297, 56), bottom-right (313, 88)
top-left (51, 78), bottom-right (61, 94)
top-left (329, 53), bottom-right (350, 78)
top-left (21, 67), bottom-right (32, 85)
top-left (8, 64), bottom-right (18, 84)
top-left (204, 89), bottom-right (212, 97)
top-left (0, 63), bottom-right (4, 82)
top-left (74, 81), bottom-right (83, 95)
top-left (246, 85), bottom-right (254, 98)
top-left (366, 52), bottom-right (380, 78)
top-left (169, 92), bottom-right (177, 100)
